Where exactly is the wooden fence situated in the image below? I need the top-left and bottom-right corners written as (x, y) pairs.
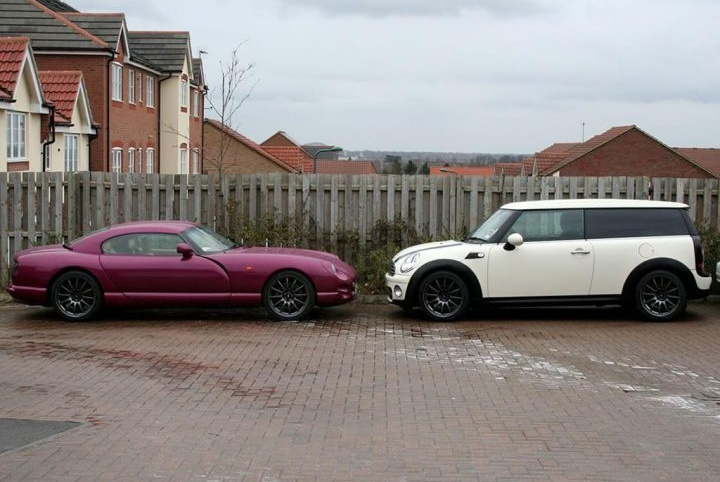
top-left (2, 172), bottom-right (720, 285)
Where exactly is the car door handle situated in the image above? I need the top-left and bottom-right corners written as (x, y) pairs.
top-left (570, 248), bottom-right (591, 255)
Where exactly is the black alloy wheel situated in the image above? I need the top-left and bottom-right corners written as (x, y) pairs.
top-left (51, 271), bottom-right (103, 321)
top-left (418, 270), bottom-right (470, 321)
top-left (635, 270), bottom-right (687, 321)
top-left (263, 271), bottom-right (315, 321)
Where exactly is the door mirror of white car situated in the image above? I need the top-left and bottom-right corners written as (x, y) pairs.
top-left (504, 233), bottom-right (524, 251)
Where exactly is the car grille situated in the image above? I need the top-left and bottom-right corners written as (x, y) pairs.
top-left (388, 261), bottom-right (395, 276)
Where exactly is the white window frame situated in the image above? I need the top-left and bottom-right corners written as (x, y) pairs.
top-left (180, 79), bottom-right (188, 108)
top-left (112, 63), bottom-right (123, 101)
top-left (128, 148), bottom-right (136, 173)
top-left (146, 148), bottom-right (154, 173)
top-left (192, 149), bottom-right (200, 174)
top-left (180, 148), bottom-right (188, 174)
top-left (192, 90), bottom-right (199, 117)
top-left (137, 72), bottom-right (143, 103)
top-left (137, 148), bottom-right (143, 173)
top-left (6, 112), bottom-right (26, 160)
top-left (65, 134), bottom-right (79, 171)
top-left (128, 69), bottom-right (135, 104)
top-left (146, 76), bottom-right (155, 108)
top-left (112, 148), bottom-right (122, 173)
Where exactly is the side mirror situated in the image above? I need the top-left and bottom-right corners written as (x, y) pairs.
top-left (176, 242), bottom-right (194, 258)
top-left (504, 233), bottom-right (524, 251)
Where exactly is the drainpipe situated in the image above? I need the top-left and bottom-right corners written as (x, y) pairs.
top-left (156, 73), bottom-right (173, 173)
top-left (41, 104), bottom-right (56, 172)
top-left (106, 54), bottom-right (114, 172)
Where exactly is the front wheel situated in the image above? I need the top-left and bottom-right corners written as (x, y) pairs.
top-left (418, 271), bottom-right (470, 321)
top-left (263, 271), bottom-right (315, 321)
top-left (51, 271), bottom-right (103, 321)
top-left (635, 270), bottom-right (686, 321)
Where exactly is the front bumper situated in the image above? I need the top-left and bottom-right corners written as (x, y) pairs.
top-left (385, 272), bottom-right (411, 304)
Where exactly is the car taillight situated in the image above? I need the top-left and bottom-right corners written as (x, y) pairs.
top-left (692, 235), bottom-right (706, 275)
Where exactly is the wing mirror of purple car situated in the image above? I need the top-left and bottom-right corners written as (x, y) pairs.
top-left (503, 233), bottom-right (524, 251)
top-left (176, 243), bottom-right (194, 258)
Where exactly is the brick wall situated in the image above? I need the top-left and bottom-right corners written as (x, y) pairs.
top-left (203, 123), bottom-right (289, 174)
top-left (558, 129), bottom-right (712, 178)
top-left (35, 54), bottom-right (108, 171)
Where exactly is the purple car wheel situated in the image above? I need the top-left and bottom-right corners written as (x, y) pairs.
top-left (51, 271), bottom-right (103, 321)
top-left (263, 271), bottom-right (315, 321)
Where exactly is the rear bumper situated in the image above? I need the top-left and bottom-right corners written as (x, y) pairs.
top-left (6, 284), bottom-right (48, 306)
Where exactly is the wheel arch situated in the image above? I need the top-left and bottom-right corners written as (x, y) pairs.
top-left (407, 260), bottom-right (482, 307)
top-left (261, 267), bottom-right (318, 298)
top-left (45, 267), bottom-right (105, 306)
top-left (621, 258), bottom-right (696, 302)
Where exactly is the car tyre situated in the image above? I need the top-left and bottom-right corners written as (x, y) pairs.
top-left (635, 270), bottom-right (687, 321)
top-left (51, 270), bottom-right (103, 321)
top-left (263, 271), bottom-right (315, 321)
top-left (418, 270), bottom-right (470, 321)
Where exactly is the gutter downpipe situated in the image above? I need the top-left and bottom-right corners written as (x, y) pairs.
top-left (41, 104), bottom-right (56, 172)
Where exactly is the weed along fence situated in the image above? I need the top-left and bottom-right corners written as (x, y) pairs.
top-left (2, 172), bottom-right (720, 285)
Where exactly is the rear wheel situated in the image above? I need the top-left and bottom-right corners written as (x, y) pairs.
top-left (263, 271), bottom-right (315, 321)
top-left (635, 270), bottom-right (686, 321)
top-left (51, 271), bottom-right (103, 321)
top-left (418, 271), bottom-right (469, 321)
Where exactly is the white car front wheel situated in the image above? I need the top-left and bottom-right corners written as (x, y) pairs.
top-left (418, 271), bottom-right (470, 321)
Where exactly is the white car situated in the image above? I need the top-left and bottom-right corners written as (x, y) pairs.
top-left (386, 199), bottom-right (711, 321)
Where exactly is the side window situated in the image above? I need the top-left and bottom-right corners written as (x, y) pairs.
top-left (585, 209), bottom-right (688, 239)
top-left (505, 209), bottom-right (584, 242)
top-left (143, 234), bottom-right (184, 255)
top-left (102, 234), bottom-right (145, 255)
top-left (102, 234), bottom-right (183, 255)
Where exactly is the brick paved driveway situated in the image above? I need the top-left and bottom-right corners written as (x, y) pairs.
top-left (1, 301), bottom-right (719, 481)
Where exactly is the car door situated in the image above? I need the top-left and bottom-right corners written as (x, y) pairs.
top-left (99, 233), bottom-right (231, 305)
top-left (485, 209), bottom-right (594, 298)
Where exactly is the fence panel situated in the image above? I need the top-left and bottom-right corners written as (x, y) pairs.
top-left (2, 172), bottom-right (720, 285)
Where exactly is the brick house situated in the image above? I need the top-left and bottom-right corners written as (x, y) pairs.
top-left (203, 119), bottom-right (294, 174)
top-left (261, 131), bottom-right (314, 173)
top-left (39, 70), bottom-right (96, 171)
top-left (525, 126), bottom-right (714, 178)
top-left (0, 0), bottom-right (205, 174)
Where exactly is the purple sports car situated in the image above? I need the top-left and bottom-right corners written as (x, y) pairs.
top-left (7, 221), bottom-right (357, 321)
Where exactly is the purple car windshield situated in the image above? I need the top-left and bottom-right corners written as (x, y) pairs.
top-left (182, 225), bottom-right (236, 253)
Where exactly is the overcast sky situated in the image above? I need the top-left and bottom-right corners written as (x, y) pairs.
top-left (70, 0), bottom-right (720, 154)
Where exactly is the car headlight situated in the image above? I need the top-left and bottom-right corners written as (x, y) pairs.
top-left (399, 252), bottom-right (421, 273)
top-left (322, 261), bottom-right (338, 274)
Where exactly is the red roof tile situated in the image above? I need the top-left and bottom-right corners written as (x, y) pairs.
top-left (493, 162), bottom-right (523, 176)
top-left (675, 148), bottom-right (720, 179)
top-left (0, 37), bottom-right (30, 99)
top-left (429, 166), bottom-right (494, 176)
top-left (261, 146), bottom-right (313, 173)
top-left (39, 70), bottom-right (82, 123)
top-left (315, 160), bottom-right (378, 175)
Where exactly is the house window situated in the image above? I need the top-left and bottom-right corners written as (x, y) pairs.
top-left (112, 63), bottom-right (123, 101)
top-left (65, 135), bottom-right (79, 171)
top-left (137, 73), bottom-right (143, 103)
top-left (146, 76), bottom-right (155, 108)
top-left (6, 112), bottom-right (26, 159)
top-left (128, 148), bottom-right (136, 173)
top-left (180, 79), bottom-right (188, 109)
top-left (112, 148), bottom-right (122, 172)
top-left (137, 148), bottom-right (143, 173)
top-left (192, 90), bottom-right (199, 117)
top-left (192, 149), bottom-right (200, 174)
top-left (146, 148), bottom-right (154, 173)
top-left (128, 69), bottom-right (135, 104)
top-left (180, 148), bottom-right (188, 174)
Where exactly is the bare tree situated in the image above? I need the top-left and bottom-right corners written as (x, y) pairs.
top-left (204, 43), bottom-right (256, 175)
